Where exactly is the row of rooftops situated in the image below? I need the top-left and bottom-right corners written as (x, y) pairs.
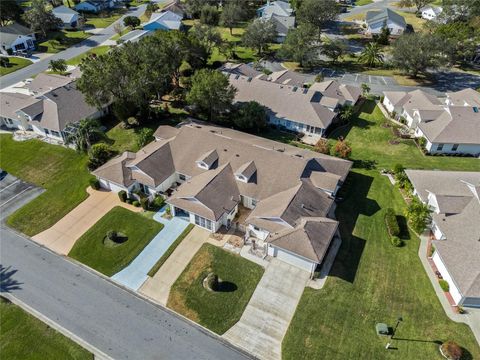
top-left (405, 170), bottom-right (480, 299)
top-left (384, 88), bottom-right (480, 144)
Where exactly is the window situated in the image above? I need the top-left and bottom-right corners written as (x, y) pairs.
top-left (4, 118), bottom-right (13, 125)
top-left (179, 174), bottom-right (186, 181)
top-left (195, 214), bottom-right (212, 230)
top-left (251, 198), bottom-right (257, 207)
top-left (452, 144), bottom-right (459, 151)
top-left (51, 130), bottom-right (60, 137)
top-left (437, 143), bottom-right (444, 151)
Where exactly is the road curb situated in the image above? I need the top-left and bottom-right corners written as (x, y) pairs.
top-left (1, 293), bottom-right (113, 360)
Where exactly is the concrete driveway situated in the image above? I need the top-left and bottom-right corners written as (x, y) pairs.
top-left (223, 259), bottom-right (310, 360)
top-left (32, 188), bottom-right (140, 255)
top-left (139, 226), bottom-right (212, 305)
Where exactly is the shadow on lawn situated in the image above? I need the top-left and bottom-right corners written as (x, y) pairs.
top-left (0, 265), bottom-right (23, 293)
top-left (328, 100), bottom-right (377, 140)
top-left (330, 172), bottom-right (380, 283)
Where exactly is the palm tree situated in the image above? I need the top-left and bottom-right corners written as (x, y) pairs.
top-left (359, 43), bottom-right (384, 68)
top-left (66, 119), bottom-right (103, 153)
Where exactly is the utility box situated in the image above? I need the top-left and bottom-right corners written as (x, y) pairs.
top-left (376, 323), bottom-right (389, 336)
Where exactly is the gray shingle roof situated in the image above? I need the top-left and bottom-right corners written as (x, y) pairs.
top-left (0, 22), bottom-right (34, 47)
top-left (366, 8), bottom-right (406, 28)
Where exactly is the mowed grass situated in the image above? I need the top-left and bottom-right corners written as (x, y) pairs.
top-left (85, 12), bottom-right (123, 28)
top-left (167, 243), bottom-right (264, 334)
top-left (0, 298), bottom-right (92, 360)
top-left (283, 170), bottom-right (480, 359)
top-left (69, 206), bottom-right (163, 276)
top-left (66, 45), bottom-right (111, 65)
top-left (0, 57), bottom-right (32, 76)
top-left (38, 30), bottom-right (90, 53)
top-left (329, 101), bottom-right (480, 171)
top-left (0, 135), bottom-right (92, 236)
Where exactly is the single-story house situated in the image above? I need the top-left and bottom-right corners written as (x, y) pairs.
top-left (365, 8), bottom-right (407, 36)
top-left (226, 72), bottom-right (361, 136)
top-left (257, 0), bottom-right (295, 43)
top-left (0, 74), bottom-right (107, 143)
top-left (75, 0), bottom-right (113, 13)
top-left (52, 5), bottom-right (81, 29)
top-left (93, 122), bottom-right (352, 275)
top-left (383, 88), bottom-right (480, 156)
top-left (406, 170), bottom-right (480, 308)
top-left (118, 29), bottom-right (151, 44)
top-left (159, 0), bottom-right (186, 18)
top-left (421, 6), bottom-right (443, 21)
top-left (0, 23), bottom-right (36, 55)
top-left (143, 10), bottom-right (183, 31)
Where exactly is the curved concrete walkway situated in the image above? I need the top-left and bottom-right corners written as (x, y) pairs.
top-left (32, 188), bottom-right (140, 255)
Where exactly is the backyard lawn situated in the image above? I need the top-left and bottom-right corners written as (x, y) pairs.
top-left (328, 100), bottom-right (480, 172)
top-left (167, 243), bottom-right (264, 334)
top-left (0, 297), bottom-right (92, 360)
top-left (0, 135), bottom-right (92, 236)
top-left (38, 30), bottom-right (90, 53)
top-left (0, 57), bottom-right (32, 76)
top-left (283, 169), bottom-right (480, 359)
top-left (69, 207), bottom-right (163, 276)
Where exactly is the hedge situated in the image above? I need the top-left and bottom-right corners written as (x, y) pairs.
top-left (118, 190), bottom-right (127, 203)
top-left (439, 279), bottom-right (450, 292)
top-left (384, 208), bottom-right (400, 237)
top-left (89, 178), bottom-right (100, 190)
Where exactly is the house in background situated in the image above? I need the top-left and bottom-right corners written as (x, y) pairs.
top-left (75, 0), bottom-right (113, 13)
top-left (382, 88), bottom-right (480, 156)
top-left (257, 0), bottom-right (295, 43)
top-left (406, 170), bottom-right (480, 308)
top-left (52, 5), bottom-right (82, 29)
top-left (421, 6), bottom-right (443, 21)
top-left (365, 8), bottom-right (407, 36)
top-left (159, 0), bottom-right (186, 18)
top-left (0, 23), bottom-right (36, 55)
top-left (143, 10), bottom-right (183, 31)
top-left (93, 122), bottom-right (352, 275)
top-left (0, 73), bottom-right (108, 144)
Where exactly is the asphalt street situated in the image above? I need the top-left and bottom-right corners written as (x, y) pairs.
top-left (0, 174), bottom-right (251, 360)
top-left (0, 4), bottom-right (147, 89)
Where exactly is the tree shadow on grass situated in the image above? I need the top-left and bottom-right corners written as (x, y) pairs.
top-left (329, 172), bottom-right (380, 283)
top-left (216, 281), bottom-right (237, 293)
top-left (396, 215), bottom-right (411, 240)
top-left (0, 265), bottom-right (23, 293)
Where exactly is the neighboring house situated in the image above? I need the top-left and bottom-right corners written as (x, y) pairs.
top-left (143, 10), bottom-right (183, 31)
top-left (382, 88), bottom-right (480, 156)
top-left (226, 71), bottom-right (361, 136)
top-left (118, 29), bottom-right (151, 44)
top-left (159, 0), bottom-right (186, 18)
top-left (365, 8), bottom-right (407, 36)
top-left (257, 0), bottom-right (295, 43)
top-left (421, 6), bottom-right (443, 21)
top-left (75, 0), bottom-right (113, 13)
top-left (406, 170), bottom-right (480, 308)
top-left (0, 23), bottom-right (36, 55)
top-left (0, 74), bottom-right (107, 143)
top-left (52, 5), bottom-right (81, 29)
top-left (93, 122), bottom-right (352, 275)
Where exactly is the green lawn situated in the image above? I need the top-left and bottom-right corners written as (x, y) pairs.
top-left (66, 45), bottom-right (111, 65)
top-left (0, 57), bottom-right (32, 76)
top-left (0, 297), bottom-right (92, 360)
top-left (328, 101), bottom-right (480, 171)
top-left (148, 224), bottom-right (194, 277)
top-left (167, 243), bottom-right (264, 334)
top-left (0, 135), bottom-right (93, 236)
top-left (38, 30), bottom-right (90, 53)
top-left (283, 170), bottom-right (480, 359)
top-left (85, 12), bottom-right (123, 28)
top-left (69, 206), bottom-right (163, 276)
top-left (355, 0), bottom-right (373, 5)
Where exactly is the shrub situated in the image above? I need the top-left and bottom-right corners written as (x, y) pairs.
top-left (314, 138), bottom-right (330, 154)
top-left (49, 59), bottom-right (67, 73)
top-left (439, 279), bottom-right (450, 292)
top-left (384, 208), bottom-right (400, 236)
top-left (126, 199), bottom-right (132, 204)
top-left (205, 272), bottom-right (219, 291)
top-left (428, 244), bottom-right (435, 257)
top-left (333, 140), bottom-right (352, 159)
top-left (140, 197), bottom-right (149, 210)
top-left (0, 57), bottom-right (10, 67)
top-left (118, 190), bottom-right (127, 203)
top-left (152, 195), bottom-right (165, 209)
top-left (89, 178), bottom-right (100, 190)
top-left (456, 306), bottom-right (465, 314)
top-left (136, 128), bottom-right (154, 149)
top-left (393, 163), bottom-right (404, 174)
top-left (405, 197), bottom-right (431, 234)
top-left (200, 4), bottom-right (219, 25)
top-left (440, 341), bottom-right (462, 360)
top-left (126, 116), bottom-right (139, 128)
top-left (391, 236), bottom-right (404, 247)
top-left (106, 230), bottom-right (117, 241)
top-left (88, 143), bottom-right (112, 170)
top-left (132, 200), bottom-right (140, 207)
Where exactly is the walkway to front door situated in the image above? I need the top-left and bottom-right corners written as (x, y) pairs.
top-left (223, 259), bottom-right (310, 360)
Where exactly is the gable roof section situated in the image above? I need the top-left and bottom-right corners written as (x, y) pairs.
top-left (268, 217), bottom-right (339, 263)
top-left (92, 151), bottom-right (136, 187)
top-left (0, 92), bottom-right (38, 120)
top-left (27, 73), bottom-right (72, 95)
top-left (52, 5), bottom-right (79, 23)
top-left (260, 1), bottom-right (293, 18)
top-left (270, 14), bottom-right (295, 36)
top-left (366, 8), bottom-right (406, 28)
top-left (145, 10), bottom-right (182, 30)
top-left (0, 22), bottom-right (34, 46)
top-left (446, 88), bottom-right (480, 107)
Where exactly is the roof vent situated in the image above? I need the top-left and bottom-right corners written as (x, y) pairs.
top-left (235, 154), bottom-right (240, 157)
top-left (247, 77), bottom-right (252, 82)
top-left (224, 148), bottom-right (228, 151)
top-left (473, 107), bottom-right (479, 113)
top-left (292, 86), bottom-right (298, 92)
top-left (295, 154), bottom-right (303, 158)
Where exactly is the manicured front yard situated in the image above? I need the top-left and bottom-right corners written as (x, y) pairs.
top-left (85, 12), bottom-right (123, 28)
top-left (38, 30), bottom-right (90, 53)
top-left (167, 244), bottom-right (264, 334)
top-left (0, 57), bottom-right (32, 76)
top-left (0, 297), bottom-right (92, 360)
top-left (66, 45), bottom-right (111, 65)
top-left (69, 206), bottom-right (163, 276)
top-left (328, 100), bottom-right (480, 171)
top-left (283, 170), bottom-right (480, 359)
top-left (0, 135), bottom-right (92, 236)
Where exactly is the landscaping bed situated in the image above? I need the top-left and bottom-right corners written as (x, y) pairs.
top-left (69, 206), bottom-right (163, 276)
top-left (0, 297), bottom-right (92, 359)
top-left (0, 135), bottom-right (92, 236)
top-left (167, 243), bottom-right (264, 334)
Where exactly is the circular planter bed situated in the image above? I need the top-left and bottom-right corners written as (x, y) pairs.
top-left (103, 231), bottom-right (128, 247)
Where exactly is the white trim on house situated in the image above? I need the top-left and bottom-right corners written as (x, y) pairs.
top-left (432, 250), bottom-right (463, 305)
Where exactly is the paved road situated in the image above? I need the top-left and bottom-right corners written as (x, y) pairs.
top-left (0, 5), bottom-right (146, 89)
top-left (0, 175), bottom-right (251, 360)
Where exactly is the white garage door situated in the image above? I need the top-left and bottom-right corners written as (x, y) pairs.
top-left (275, 247), bottom-right (313, 272)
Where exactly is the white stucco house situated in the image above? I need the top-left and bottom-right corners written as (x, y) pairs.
top-left (0, 23), bottom-right (36, 55)
top-left (52, 5), bottom-right (82, 29)
top-left (365, 8), bottom-right (407, 36)
top-left (421, 6), bottom-right (443, 21)
top-left (406, 170), bottom-right (480, 308)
